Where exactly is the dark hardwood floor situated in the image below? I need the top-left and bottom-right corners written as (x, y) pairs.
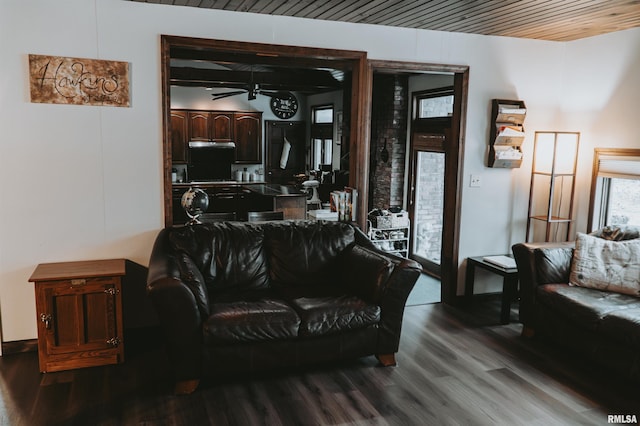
top-left (0, 297), bottom-right (637, 425)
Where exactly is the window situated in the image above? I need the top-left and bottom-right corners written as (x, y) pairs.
top-left (415, 86), bottom-right (454, 119)
top-left (589, 148), bottom-right (640, 230)
top-left (310, 105), bottom-right (333, 170)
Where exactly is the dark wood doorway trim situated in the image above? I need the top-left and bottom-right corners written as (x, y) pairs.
top-left (160, 35), bottom-right (369, 228)
top-left (367, 60), bottom-right (469, 306)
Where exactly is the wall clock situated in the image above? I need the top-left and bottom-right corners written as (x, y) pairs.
top-left (270, 92), bottom-right (298, 119)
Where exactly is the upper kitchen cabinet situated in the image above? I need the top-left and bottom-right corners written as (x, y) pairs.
top-left (170, 110), bottom-right (188, 164)
top-left (234, 112), bottom-right (262, 164)
top-left (188, 111), bottom-right (209, 141)
top-left (212, 113), bottom-right (234, 141)
top-left (187, 111), bottom-right (234, 141)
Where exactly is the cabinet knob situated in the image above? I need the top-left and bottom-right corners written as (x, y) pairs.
top-left (40, 313), bottom-right (52, 329)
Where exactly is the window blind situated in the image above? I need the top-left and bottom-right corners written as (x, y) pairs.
top-left (598, 155), bottom-right (640, 180)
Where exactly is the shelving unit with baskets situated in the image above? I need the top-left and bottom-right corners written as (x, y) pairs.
top-left (488, 99), bottom-right (526, 168)
top-left (367, 211), bottom-right (410, 258)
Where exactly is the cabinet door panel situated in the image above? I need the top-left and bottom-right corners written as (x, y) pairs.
top-left (43, 278), bottom-right (119, 355)
top-left (188, 112), bottom-right (210, 141)
top-left (235, 113), bottom-right (262, 164)
top-left (211, 113), bottom-right (233, 140)
top-left (171, 111), bottom-right (188, 163)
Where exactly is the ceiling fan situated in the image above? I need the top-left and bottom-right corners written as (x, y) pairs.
top-left (211, 82), bottom-right (282, 101)
top-left (211, 65), bottom-right (282, 101)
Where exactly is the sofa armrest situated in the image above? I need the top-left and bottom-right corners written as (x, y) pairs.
top-left (512, 241), bottom-right (574, 326)
top-left (341, 243), bottom-right (422, 355)
top-left (147, 228), bottom-right (203, 382)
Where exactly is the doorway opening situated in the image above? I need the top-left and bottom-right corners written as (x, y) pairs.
top-left (367, 63), bottom-right (467, 305)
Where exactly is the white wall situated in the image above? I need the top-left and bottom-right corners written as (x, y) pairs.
top-left (1, 0), bottom-right (638, 342)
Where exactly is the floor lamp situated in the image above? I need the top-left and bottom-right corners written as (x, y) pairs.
top-left (526, 131), bottom-right (580, 242)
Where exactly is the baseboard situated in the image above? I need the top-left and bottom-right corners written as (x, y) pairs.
top-left (2, 339), bottom-right (38, 355)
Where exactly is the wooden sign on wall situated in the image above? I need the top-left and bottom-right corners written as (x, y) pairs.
top-left (29, 54), bottom-right (130, 107)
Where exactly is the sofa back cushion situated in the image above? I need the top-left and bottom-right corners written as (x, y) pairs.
top-left (169, 223), bottom-right (270, 294)
top-left (264, 221), bottom-right (355, 287)
top-left (210, 222), bottom-right (270, 292)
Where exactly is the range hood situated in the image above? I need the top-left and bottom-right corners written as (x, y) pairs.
top-left (188, 141), bottom-right (236, 149)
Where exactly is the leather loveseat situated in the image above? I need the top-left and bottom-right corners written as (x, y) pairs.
top-left (512, 226), bottom-right (640, 381)
top-left (147, 220), bottom-right (422, 393)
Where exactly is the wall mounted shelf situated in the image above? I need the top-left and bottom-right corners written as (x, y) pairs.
top-left (488, 99), bottom-right (526, 168)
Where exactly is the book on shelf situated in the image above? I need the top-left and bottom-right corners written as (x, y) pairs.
top-left (482, 255), bottom-right (517, 269)
top-left (329, 187), bottom-right (358, 222)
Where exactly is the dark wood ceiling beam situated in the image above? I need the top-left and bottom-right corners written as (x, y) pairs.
top-left (170, 47), bottom-right (355, 70)
top-left (170, 66), bottom-right (343, 91)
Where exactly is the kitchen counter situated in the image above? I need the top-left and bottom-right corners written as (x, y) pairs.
top-left (173, 182), bottom-right (304, 197)
top-left (172, 180), bottom-right (267, 188)
top-left (171, 182), bottom-right (307, 223)
top-left (243, 184), bottom-right (305, 197)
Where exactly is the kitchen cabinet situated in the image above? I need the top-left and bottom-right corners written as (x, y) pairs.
top-left (171, 110), bottom-right (188, 163)
top-left (211, 112), bottom-right (234, 141)
top-left (187, 111), bottom-right (234, 142)
top-left (29, 259), bottom-right (126, 372)
top-left (234, 112), bottom-right (262, 164)
top-left (188, 111), bottom-right (210, 141)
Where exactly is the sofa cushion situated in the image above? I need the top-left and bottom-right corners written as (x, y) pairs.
top-left (209, 222), bottom-right (271, 292)
top-left (536, 283), bottom-right (640, 331)
top-left (569, 233), bottom-right (640, 297)
top-left (204, 295), bottom-right (300, 343)
top-left (265, 221), bottom-right (355, 287)
top-left (288, 294), bottom-right (381, 337)
top-left (600, 308), bottom-right (640, 349)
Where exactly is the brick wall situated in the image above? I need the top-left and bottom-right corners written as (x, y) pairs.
top-left (369, 74), bottom-right (408, 211)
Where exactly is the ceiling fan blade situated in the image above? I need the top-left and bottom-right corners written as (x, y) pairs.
top-left (259, 90), bottom-right (293, 99)
top-left (211, 90), bottom-right (246, 100)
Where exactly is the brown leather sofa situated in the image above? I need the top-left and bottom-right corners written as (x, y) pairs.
top-left (147, 220), bottom-right (422, 393)
top-left (512, 226), bottom-right (640, 381)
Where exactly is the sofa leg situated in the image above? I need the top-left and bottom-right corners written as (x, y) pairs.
top-left (376, 353), bottom-right (397, 367)
top-left (175, 379), bottom-right (200, 395)
top-left (521, 326), bottom-right (535, 338)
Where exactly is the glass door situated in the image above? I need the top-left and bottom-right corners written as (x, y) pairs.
top-left (408, 136), bottom-right (446, 276)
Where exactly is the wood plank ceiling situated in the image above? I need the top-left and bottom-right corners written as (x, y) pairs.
top-left (131, 0), bottom-right (640, 41)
